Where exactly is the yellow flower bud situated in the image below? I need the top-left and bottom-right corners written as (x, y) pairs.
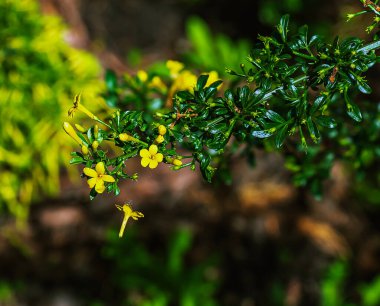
top-left (63, 122), bottom-right (82, 145)
top-left (172, 159), bottom-right (182, 166)
top-left (158, 125), bottom-right (167, 135)
top-left (155, 135), bottom-right (164, 144)
top-left (92, 140), bottom-right (99, 150)
top-left (119, 133), bottom-right (130, 142)
top-left (81, 145), bottom-right (89, 155)
top-left (75, 124), bottom-right (86, 133)
top-left (137, 70), bottom-right (148, 82)
top-left (94, 124), bottom-right (99, 138)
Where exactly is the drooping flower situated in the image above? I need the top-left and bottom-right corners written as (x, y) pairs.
top-left (115, 203), bottom-right (144, 238)
top-left (83, 162), bottom-right (115, 193)
top-left (68, 94), bottom-right (97, 119)
top-left (139, 144), bottom-right (163, 169)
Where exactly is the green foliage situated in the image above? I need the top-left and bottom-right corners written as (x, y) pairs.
top-left (67, 4), bottom-right (380, 200)
top-left (321, 260), bottom-right (380, 306)
top-left (0, 0), bottom-right (103, 222)
top-left (185, 16), bottom-right (251, 75)
top-left (103, 228), bottom-right (219, 306)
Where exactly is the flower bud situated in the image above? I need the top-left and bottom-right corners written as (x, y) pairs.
top-left (75, 124), bottom-right (86, 133)
top-left (94, 124), bottom-right (99, 139)
top-left (172, 159), bottom-right (182, 166)
top-left (155, 135), bottom-right (164, 144)
top-left (63, 122), bottom-right (82, 145)
top-left (81, 145), bottom-right (89, 155)
top-left (92, 140), bottom-right (99, 150)
top-left (158, 125), bottom-right (167, 135)
top-left (119, 133), bottom-right (130, 142)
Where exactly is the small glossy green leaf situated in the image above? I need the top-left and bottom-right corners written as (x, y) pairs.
top-left (196, 75), bottom-right (209, 91)
top-left (251, 130), bottom-right (272, 138)
top-left (315, 116), bottom-right (337, 128)
top-left (266, 110), bottom-right (285, 123)
top-left (275, 125), bottom-right (288, 148)
top-left (277, 14), bottom-right (289, 42)
top-left (105, 69), bottom-right (117, 91)
top-left (344, 89), bottom-right (362, 122)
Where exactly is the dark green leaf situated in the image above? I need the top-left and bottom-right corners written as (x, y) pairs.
top-left (275, 125), bottom-right (288, 148)
top-left (315, 116), bottom-right (337, 128)
top-left (266, 110), bottom-right (285, 123)
top-left (196, 75), bottom-right (209, 91)
top-left (344, 89), bottom-right (362, 122)
top-left (277, 14), bottom-right (289, 42)
top-left (105, 69), bottom-right (117, 91)
top-left (251, 130), bottom-right (272, 138)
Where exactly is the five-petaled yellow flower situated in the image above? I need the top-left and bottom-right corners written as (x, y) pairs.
top-left (139, 144), bottom-right (163, 169)
top-left (83, 162), bottom-right (115, 193)
top-left (115, 203), bottom-right (144, 238)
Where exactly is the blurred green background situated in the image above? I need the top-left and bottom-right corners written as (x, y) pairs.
top-left (1, 0), bottom-right (380, 305)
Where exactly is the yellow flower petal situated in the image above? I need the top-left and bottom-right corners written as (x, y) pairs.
top-left (95, 162), bottom-right (105, 175)
top-left (149, 159), bottom-right (158, 169)
top-left (95, 181), bottom-right (105, 193)
top-left (149, 144), bottom-right (158, 155)
top-left (154, 153), bottom-right (163, 162)
top-left (141, 157), bottom-right (150, 167)
top-left (122, 204), bottom-right (133, 215)
top-left (87, 177), bottom-right (97, 188)
top-left (131, 211), bottom-right (144, 220)
top-left (140, 149), bottom-right (150, 158)
top-left (102, 175), bottom-right (115, 183)
top-left (83, 167), bottom-right (98, 178)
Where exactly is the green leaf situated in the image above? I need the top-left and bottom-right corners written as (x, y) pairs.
top-left (266, 110), bottom-right (285, 123)
top-left (69, 156), bottom-right (84, 165)
top-left (344, 89), bottom-right (362, 122)
top-left (105, 69), bottom-right (117, 91)
top-left (275, 125), bottom-right (288, 148)
top-left (196, 75), bottom-right (209, 91)
top-left (277, 15), bottom-right (289, 42)
top-left (251, 130), bottom-right (272, 138)
top-left (306, 117), bottom-right (320, 143)
top-left (357, 78), bottom-right (372, 94)
top-left (89, 188), bottom-right (98, 200)
top-left (315, 116), bottom-right (337, 129)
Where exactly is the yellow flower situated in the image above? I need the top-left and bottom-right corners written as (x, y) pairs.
top-left (115, 203), bottom-right (144, 238)
top-left (83, 162), bottom-right (115, 193)
top-left (166, 60), bottom-right (184, 78)
top-left (137, 70), bottom-right (148, 82)
top-left (68, 94), bottom-right (97, 119)
top-left (204, 71), bottom-right (222, 88)
top-left (149, 76), bottom-right (167, 91)
top-left (139, 144), bottom-right (163, 169)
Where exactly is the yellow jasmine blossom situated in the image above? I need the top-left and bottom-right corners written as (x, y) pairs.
top-left (158, 125), bottom-right (167, 135)
top-left (63, 122), bottom-right (83, 145)
top-left (167, 70), bottom-right (197, 107)
top-left (137, 70), bottom-right (148, 82)
top-left (139, 144), bottom-right (163, 169)
top-left (149, 76), bottom-right (167, 91)
top-left (115, 203), bottom-right (144, 238)
top-left (83, 162), bottom-right (115, 193)
top-left (166, 60), bottom-right (184, 78)
top-left (68, 94), bottom-right (97, 119)
top-left (204, 71), bottom-right (222, 88)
